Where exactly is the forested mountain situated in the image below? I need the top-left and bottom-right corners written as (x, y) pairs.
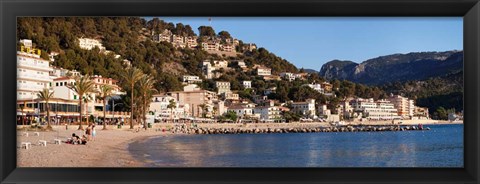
top-left (319, 51), bottom-right (463, 85)
top-left (382, 70), bottom-right (463, 118)
top-left (317, 51), bottom-right (464, 117)
top-left (17, 17), bottom-right (298, 93)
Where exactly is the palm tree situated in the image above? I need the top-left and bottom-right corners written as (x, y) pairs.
top-left (37, 88), bottom-right (54, 130)
top-left (67, 75), bottom-right (96, 130)
top-left (121, 67), bottom-right (144, 129)
top-left (98, 85), bottom-right (114, 130)
top-left (137, 74), bottom-right (157, 130)
top-left (167, 99), bottom-right (176, 123)
top-left (83, 94), bottom-right (93, 126)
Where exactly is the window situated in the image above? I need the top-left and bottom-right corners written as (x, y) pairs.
top-left (74, 95), bottom-right (77, 100)
top-left (56, 82), bottom-right (59, 86)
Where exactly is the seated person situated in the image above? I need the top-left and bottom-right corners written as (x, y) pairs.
top-left (67, 133), bottom-right (81, 144)
top-left (80, 135), bottom-right (88, 145)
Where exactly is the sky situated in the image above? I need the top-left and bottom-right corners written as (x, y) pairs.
top-left (144, 17), bottom-right (463, 70)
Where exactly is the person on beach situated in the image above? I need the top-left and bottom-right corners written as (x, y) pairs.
top-left (80, 135), bottom-right (88, 145)
top-left (91, 124), bottom-right (96, 141)
top-left (68, 133), bottom-right (81, 144)
top-left (85, 124), bottom-right (92, 141)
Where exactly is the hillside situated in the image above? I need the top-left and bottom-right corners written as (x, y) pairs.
top-left (319, 51), bottom-right (463, 85)
top-left (381, 70), bottom-right (463, 117)
top-left (17, 17), bottom-right (298, 92)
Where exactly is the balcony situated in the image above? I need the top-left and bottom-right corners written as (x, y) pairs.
top-left (18, 73), bottom-right (52, 82)
top-left (17, 84), bottom-right (44, 91)
top-left (17, 60), bottom-right (52, 71)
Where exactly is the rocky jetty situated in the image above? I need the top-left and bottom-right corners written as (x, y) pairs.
top-left (163, 125), bottom-right (430, 135)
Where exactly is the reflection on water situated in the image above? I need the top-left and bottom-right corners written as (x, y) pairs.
top-left (129, 124), bottom-right (463, 167)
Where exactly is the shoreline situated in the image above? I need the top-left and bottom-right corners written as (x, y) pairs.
top-left (17, 122), bottom-right (462, 167)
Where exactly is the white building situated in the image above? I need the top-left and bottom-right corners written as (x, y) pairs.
top-left (78, 38), bottom-right (106, 50)
top-left (254, 105), bottom-right (282, 121)
top-left (17, 50), bottom-right (53, 100)
top-left (280, 72), bottom-right (296, 82)
top-left (183, 84), bottom-right (201, 92)
top-left (149, 95), bottom-right (187, 121)
top-left (256, 67), bottom-right (272, 76)
top-left (291, 99), bottom-right (316, 118)
top-left (351, 98), bottom-right (400, 120)
top-left (304, 83), bottom-right (324, 94)
top-left (183, 75), bottom-right (203, 84)
top-left (19, 39), bottom-right (33, 49)
top-left (227, 103), bottom-right (255, 118)
top-left (243, 81), bottom-right (252, 89)
top-left (215, 81), bottom-right (231, 95)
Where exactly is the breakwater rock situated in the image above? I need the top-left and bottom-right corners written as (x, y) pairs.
top-left (163, 125), bottom-right (430, 135)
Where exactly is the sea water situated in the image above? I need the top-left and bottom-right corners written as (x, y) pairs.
top-left (129, 124), bottom-right (463, 167)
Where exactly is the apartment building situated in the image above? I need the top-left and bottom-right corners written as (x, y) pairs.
top-left (17, 50), bottom-right (53, 100)
top-left (254, 105), bottom-right (282, 121)
top-left (291, 99), bottom-right (316, 118)
top-left (227, 103), bottom-right (256, 118)
top-left (201, 42), bottom-right (220, 51)
top-left (166, 90), bottom-right (219, 118)
top-left (215, 81), bottom-right (231, 95)
top-left (388, 94), bottom-right (416, 118)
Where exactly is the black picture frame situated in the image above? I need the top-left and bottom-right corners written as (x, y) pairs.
top-left (1, 0), bottom-right (479, 183)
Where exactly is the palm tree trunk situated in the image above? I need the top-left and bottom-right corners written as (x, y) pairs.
top-left (78, 99), bottom-right (83, 130)
top-left (130, 83), bottom-right (134, 129)
top-left (46, 102), bottom-right (52, 130)
top-left (86, 101), bottom-right (90, 126)
top-left (103, 101), bottom-right (107, 130)
top-left (143, 97), bottom-right (147, 130)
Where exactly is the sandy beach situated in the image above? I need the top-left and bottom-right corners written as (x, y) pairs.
top-left (17, 120), bottom-right (462, 167)
top-left (17, 125), bottom-right (169, 167)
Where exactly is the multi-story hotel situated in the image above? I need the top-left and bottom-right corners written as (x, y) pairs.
top-left (17, 49), bottom-right (53, 100)
top-left (388, 94), bottom-right (416, 118)
top-left (351, 98), bottom-right (400, 120)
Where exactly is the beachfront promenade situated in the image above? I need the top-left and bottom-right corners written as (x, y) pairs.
top-left (17, 120), bottom-right (461, 167)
